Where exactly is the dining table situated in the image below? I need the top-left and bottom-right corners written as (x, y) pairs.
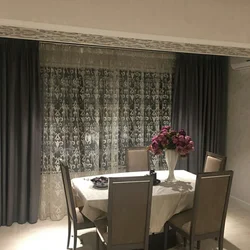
top-left (71, 170), bottom-right (196, 234)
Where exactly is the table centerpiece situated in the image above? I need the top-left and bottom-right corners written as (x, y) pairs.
top-left (148, 126), bottom-right (194, 182)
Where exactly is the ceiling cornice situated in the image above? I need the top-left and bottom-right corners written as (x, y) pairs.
top-left (1, 24), bottom-right (250, 57)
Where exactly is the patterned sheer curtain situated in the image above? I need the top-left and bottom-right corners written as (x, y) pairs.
top-left (39, 43), bottom-right (175, 220)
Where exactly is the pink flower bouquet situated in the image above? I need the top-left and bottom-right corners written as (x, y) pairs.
top-left (148, 126), bottom-right (194, 156)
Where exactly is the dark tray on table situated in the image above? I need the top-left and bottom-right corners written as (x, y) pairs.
top-left (91, 176), bottom-right (109, 189)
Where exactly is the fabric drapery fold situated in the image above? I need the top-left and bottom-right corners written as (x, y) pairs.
top-left (0, 38), bottom-right (42, 226)
top-left (172, 53), bottom-right (228, 173)
top-left (39, 43), bottom-right (175, 220)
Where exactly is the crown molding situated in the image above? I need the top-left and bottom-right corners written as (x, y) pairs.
top-left (1, 24), bottom-right (250, 57)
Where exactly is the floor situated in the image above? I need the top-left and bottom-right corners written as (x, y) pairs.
top-left (0, 199), bottom-right (249, 250)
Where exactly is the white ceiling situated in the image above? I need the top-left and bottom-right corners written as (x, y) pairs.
top-left (1, 0), bottom-right (250, 48)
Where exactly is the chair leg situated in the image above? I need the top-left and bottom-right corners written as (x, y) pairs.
top-left (218, 236), bottom-right (223, 250)
top-left (189, 240), bottom-right (194, 250)
top-left (183, 237), bottom-right (187, 247)
top-left (197, 241), bottom-right (201, 249)
top-left (73, 224), bottom-right (77, 250)
top-left (67, 218), bottom-right (71, 249)
top-left (164, 222), bottom-right (169, 250)
top-left (96, 231), bottom-right (99, 250)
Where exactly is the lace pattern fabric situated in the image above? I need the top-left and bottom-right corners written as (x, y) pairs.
top-left (39, 43), bottom-right (175, 220)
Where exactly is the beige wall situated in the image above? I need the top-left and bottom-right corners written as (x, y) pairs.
top-left (227, 63), bottom-right (250, 205)
top-left (1, 0), bottom-right (250, 47)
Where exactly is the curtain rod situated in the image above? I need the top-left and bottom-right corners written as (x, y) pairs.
top-left (40, 41), bottom-right (176, 55)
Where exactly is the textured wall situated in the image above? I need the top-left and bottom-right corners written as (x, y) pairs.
top-left (1, 0), bottom-right (250, 47)
top-left (227, 62), bottom-right (250, 205)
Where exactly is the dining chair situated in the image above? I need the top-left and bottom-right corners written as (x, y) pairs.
top-left (60, 161), bottom-right (95, 250)
top-left (95, 175), bottom-right (153, 250)
top-left (203, 151), bottom-right (227, 172)
top-left (164, 170), bottom-right (234, 250)
top-left (125, 146), bottom-right (150, 172)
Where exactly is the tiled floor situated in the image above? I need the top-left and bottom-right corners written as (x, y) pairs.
top-left (0, 199), bottom-right (249, 250)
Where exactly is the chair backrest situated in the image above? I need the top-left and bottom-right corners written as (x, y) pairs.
top-left (191, 171), bottom-right (233, 238)
top-left (126, 147), bottom-right (150, 172)
top-left (107, 176), bottom-right (153, 250)
top-left (203, 151), bottom-right (227, 172)
top-left (60, 161), bottom-right (77, 222)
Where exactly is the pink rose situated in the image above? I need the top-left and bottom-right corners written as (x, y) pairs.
top-left (161, 126), bottom-right (171, 132)
top-left (152, 135), bottom-right (158, 141)
top-left (158, 134), bottom-right (165, 142)
top-left (178, 135), bottom-right (185, 142)
top-left (178, 129), bottom-right (186, 136)
top-left (172, 136), bottom-right (179, 144)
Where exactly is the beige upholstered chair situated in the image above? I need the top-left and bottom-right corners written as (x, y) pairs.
top-left (95, 176), bottom-right (153, 250)
top-left (203, 151), bottom-right (227, 172)
top-left (126, 147), bottom-right (150, 172)
top-left (60, 162), bottom-right (94, 250)
top-left (164, 171), bottom-right (233, 250)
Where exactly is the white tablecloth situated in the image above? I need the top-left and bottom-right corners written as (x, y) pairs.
top-left (71, 170), bottom-right (196, 233)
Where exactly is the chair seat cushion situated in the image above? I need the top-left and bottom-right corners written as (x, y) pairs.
top-left (76, 208), bottom-right (95, 229)
top-left (169, 209), bottom-right (192, 235)
top-left (76, 208), bottom-right (85, 223)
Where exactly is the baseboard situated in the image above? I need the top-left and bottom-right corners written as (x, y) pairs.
top-left (230, 195), bottom-right (250, 212)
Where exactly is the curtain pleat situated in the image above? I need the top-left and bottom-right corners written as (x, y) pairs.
top-left (0, 38), bottom-right (42, 226)
top-left (172, 54), bottom-right (228, 173)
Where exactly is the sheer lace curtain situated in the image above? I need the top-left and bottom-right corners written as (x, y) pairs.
top-left (39, 43), bottom-right (175, 220)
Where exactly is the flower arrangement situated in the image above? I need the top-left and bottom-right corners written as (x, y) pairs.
top-left (148, 126), bottom-right (194, 156)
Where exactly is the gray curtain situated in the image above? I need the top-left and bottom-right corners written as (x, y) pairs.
top-left (172, 53), bottom-right (228, 173)
top-left (0, 38), bottom-right (42, 226)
